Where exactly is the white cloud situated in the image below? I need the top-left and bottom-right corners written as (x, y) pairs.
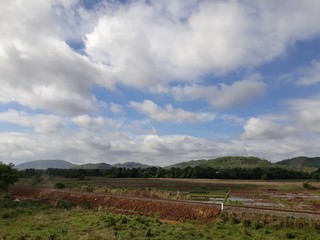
top-left (1, 1), bottom-right (320, 166)
top-left (71, 115), bottom-right (104, 129)
top-left (287, 96), bottom-right (320, 132)
top-left (3, 129), bottom-right (319, 166)
top-left (241, 92), bottom-right (320, 141)
top-left (71, 114), bottom-right (124, 130)
top-left (0, 1), bottom-right (112, 115)
top-left (242, 117), bottom-right (295, 140)
top-left (0, 110), bottom-right (65, 134)
top-left (171, 75), bottom-right (266, 108)
top-left (109, 103), bottom-right (123, 113)
top-left (296, 60), bottom-right (320, 85)
top-left (129, 100), bottom-right (215, 123)
top-left (84, 0), bottom-right (320, 90)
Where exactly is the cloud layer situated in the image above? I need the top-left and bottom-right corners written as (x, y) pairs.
top-left (1, 0), bottom-right (320, 165)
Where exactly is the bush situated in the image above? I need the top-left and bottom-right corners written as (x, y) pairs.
top-left (57, 199), bottom-right (74, 210)
top-left (303, 181), bottom-right (315, 189)
top-left (242, 219), bottom-right (251, 228)
top-left (285, 232), bottom-right (296, 239)
top-left (80, 184), bottom-right (94, 192)
top-left (54, 182), bottom-right (66, 189)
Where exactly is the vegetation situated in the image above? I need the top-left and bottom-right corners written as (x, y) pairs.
top-left (0, 162), bottom-right (19, 193)
top-left (276, 156), bottom-right (320, 169)
top-left (0, 197), bottom-right (319, 240)
top-left (168, 156), bottom-right (271, 169)
top-left (18, 165), bottom-right (316, 180)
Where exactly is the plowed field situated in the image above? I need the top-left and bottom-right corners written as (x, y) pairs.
top-left (10, 187), bottom-right (220, 222)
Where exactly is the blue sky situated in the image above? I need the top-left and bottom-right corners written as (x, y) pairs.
top-left (1, 0), bottom-right (320, 166)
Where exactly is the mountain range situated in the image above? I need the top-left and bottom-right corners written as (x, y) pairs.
top-left (14, 156), bottom-right (320, 170)
top-left (15, 160), bottom-right (151, 170)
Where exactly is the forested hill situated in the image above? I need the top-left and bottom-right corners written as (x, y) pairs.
top-left (167, 156), bottom-right (271, 169)
top-left (275, 157), bottom-right (320, 169)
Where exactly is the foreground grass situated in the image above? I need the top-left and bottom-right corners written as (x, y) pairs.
top-left (0, 198), bottom-right (319, 240)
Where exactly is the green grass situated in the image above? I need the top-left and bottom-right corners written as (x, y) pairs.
top-left (0, 198), bottom-right (320, 239)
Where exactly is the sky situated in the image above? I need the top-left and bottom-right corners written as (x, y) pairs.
top-left (1, 0), bottom-right (320, 167)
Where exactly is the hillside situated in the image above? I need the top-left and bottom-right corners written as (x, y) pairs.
top-left (75, 163), bottom-right (113, 169)
top-left (16, 160), bottom-right (76, 170)
top-left (113, 162), bottom-right (151, 169)
top-left (276, 157), bottom-right (320, 169)
top-left (167, 156), bottom-right (271, 169)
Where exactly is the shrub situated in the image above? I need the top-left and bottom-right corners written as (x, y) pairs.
top-left (80, 184), bottom-right (94, 192)
top-left (54, 182), bottom-right (66, 189)
top-left (57, 199), bottom-right (74, 210)
top-left (285, 232), bottom-right (296, 239)
top-left (242, 219), bottom-right (251, 228)
top-left (303, 181), bottom-right (315, 189)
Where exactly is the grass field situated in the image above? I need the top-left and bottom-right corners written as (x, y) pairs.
top-left (1, 197), bottom-right (320, 240)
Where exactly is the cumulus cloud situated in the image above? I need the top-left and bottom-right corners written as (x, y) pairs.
top-left (1, 1), bottom-right (320, 166)
top-left (242, 95), bottom-right (320, 140)
top-left (2, 129), bottom-right (319, 166)
top-left (129, 100), bottom-right (215, 123)
top-left (242, 117), bottom-right (295, 140)
top-left (71, 114), bottom-right (124, 130)
top-left (85, 0), bottom-right (320, 89)
top-left (171, 75), bottom-right (266, 108)
top-left (286, 96), bottom-right (320, 132)
top-left (0, 110), bottom-right (65, 133)
top-left (109, 103), bottom-right (123, 114)
top-left (296, 60), bottom-right (320, 85)
top-left (0, 1), bottom-right (111, 115)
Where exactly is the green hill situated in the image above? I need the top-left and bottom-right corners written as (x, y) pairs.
top-left (276, 156), bottom-right (320, 169)
top-left (167, 156), bottom-right (271, 169)
top-left (206, 156), bottom-right (271, 168)
top-left (165, 159), bottom-right (207, 169)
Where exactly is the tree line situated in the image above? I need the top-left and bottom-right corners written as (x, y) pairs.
top-left (20, 166), bottom-right (320, 180)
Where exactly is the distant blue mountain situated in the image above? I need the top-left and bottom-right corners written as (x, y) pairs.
top-left (113, 162), bottom-right (151, 169)
top-left (15, 160), bottom-right (77, 170)
top-left (15, 160), bottom-right (152, 170)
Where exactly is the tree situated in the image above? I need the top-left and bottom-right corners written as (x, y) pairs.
top-left (0, 162), bottom-right (20, 193)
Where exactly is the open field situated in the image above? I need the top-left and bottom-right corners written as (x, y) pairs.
top-left (1, 196), bottom-right (320, 240)
top-left (15, 177), bottom-right (320, 211)
top-left (6, 177), bottom-right (320, 239)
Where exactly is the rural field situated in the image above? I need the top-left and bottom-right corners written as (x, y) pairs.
top-left (1, 177), bottom-right (319, 239)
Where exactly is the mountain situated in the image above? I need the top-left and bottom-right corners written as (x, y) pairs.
top-left (15, 160), bottom-right (148, 170)
top-left (113, 162), bottom-right (151, 169)
top-left (276, 156), bottom-right (320, 169)
top-left (166, 156), bottom-right (271, 169)
top-left (165, 159), bottom-right (207, 169)
top-left (15, 160), bottom-right (76, 170)
top-left (75, 163), bottom-right (112, 169)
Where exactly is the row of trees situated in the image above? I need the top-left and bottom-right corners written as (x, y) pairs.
top-left (1, 161), bottom-right (320, 193)
top-left (20, 166), bottom-right (320, 180)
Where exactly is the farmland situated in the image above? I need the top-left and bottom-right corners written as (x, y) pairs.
top-left (1, 177), bottom-right (319, 239)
